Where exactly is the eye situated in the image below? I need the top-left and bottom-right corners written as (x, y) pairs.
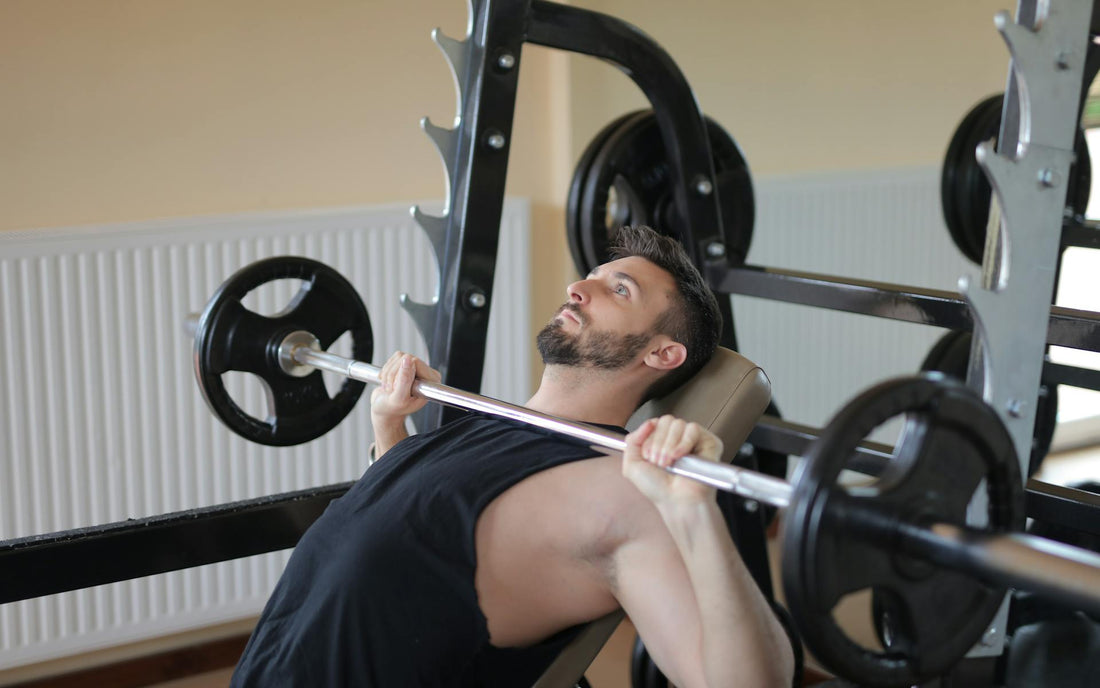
top-left (614, 283), bottom-right (629, 296)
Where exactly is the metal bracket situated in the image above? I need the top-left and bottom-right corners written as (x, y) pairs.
top-left (960, 0), bottom-right (1094, 657)
top-left (403, 0), bottom-right (530, 431)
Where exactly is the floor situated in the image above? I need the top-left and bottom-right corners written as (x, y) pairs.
top-left (149, 669), bottom-right (233, 688)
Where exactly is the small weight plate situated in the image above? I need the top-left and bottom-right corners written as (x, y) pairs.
top-left (567, 111), bottom-right (651, 277)
top-left (193, 256), bottom-right (373, 446)
top-left (783, 374), bottom-right (1024, 687)
top-left (941, 95), bottom-right (998, 262)
top-left (920, 330), bottom-right (1058, 475)
top-left (958, 99), bottom-right (1004, 263)
top-left (566, 110), bottom-right (754, 276)
top-left (941, 94), bottom-right (1092, 264)
top-left (918, 328), bottom-right (968, 374)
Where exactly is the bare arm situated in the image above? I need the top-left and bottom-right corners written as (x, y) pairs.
top-left (369, 351), bottom-right (441, 457)
top-left (615, 416), bottom-right (795, 688)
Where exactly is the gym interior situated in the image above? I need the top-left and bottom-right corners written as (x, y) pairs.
top-left (2, 1), bottom-right (1099, 686)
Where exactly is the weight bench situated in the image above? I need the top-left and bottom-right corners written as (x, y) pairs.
top-left (533, 346), bottom-right (773, 687)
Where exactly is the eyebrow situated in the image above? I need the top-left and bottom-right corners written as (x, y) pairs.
top-left (590, 266), bottom-right (642, 296)
top-left (612, 271), bottom-right (641, 293)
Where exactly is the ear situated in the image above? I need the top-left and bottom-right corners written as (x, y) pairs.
top-left (643, 336), bottom-right (687, 372)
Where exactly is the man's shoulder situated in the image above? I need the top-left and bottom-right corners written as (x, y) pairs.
top-left (546, 454), bottom-right (668, 541)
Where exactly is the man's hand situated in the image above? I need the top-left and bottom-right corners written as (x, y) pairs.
top-left (617, 415), bottom-right (794, 688)
top-left (369, 351), bottom-right (441, 458)
top-left (621, 415), bottom-right (723, 507)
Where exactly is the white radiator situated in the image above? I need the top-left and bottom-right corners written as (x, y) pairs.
top-left (0, 199), bottom-right (531, 669)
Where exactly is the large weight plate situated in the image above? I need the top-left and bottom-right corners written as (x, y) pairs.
top-left (941, 93), bottom-right (1092, 264)
top-left (193, 256), bottom-right (373, 446)
top-left (566, 111), bottom-right (650, 278)
top-left (783, 375), bottom-right (1024, 688)
top-left (566, 110), bottom-right (754, 276)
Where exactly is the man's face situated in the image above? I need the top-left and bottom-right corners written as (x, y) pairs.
top-left (536, 256), bottom-right (676, 370)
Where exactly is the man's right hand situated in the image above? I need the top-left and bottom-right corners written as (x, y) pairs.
top-left (621, 415), bottom-right (723, 508)
top-left (370, 351), bottom-right (441, 458)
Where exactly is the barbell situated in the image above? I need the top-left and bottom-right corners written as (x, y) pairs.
top-left (190, 256), bottom-right (1100, 688)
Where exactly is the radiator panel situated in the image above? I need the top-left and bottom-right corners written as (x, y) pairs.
top-left (0, 200), bottom-right (531, 668)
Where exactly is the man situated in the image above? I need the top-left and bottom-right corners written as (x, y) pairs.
top-left (231, 226), bottom-right (796, 687)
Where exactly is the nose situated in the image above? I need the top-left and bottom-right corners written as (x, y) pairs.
top-left (566, 279), bottom-right (588, 304)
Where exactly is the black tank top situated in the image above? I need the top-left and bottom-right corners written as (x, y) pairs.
top-left (231, 413), bottom-right (617, 687)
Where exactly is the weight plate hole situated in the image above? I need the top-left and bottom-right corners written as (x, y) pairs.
top-left (831, 589), bottom-right (888, 653)
top-left (240, 278), bottom-right (310, 317)
top-left (222, 370), bottom-right (277, 423)
top-left (835, 414), bottom-right (912, 498)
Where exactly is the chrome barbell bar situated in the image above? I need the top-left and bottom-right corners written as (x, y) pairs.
top-left (276, 330), bottom-right (794, 507)
top-left (224, 328), bottom-right (1100, 616)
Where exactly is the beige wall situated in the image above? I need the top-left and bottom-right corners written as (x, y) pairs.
top-left (0, 0), bottom-right (575, 379)
top-left (1, 0), bottom-right (1017, 349)
top-left (0, 0), bottom-right (568, 230)
top-left (568, 0), bottom-right (1013, 175)
top-left (0, 0), bottom-right (461, 229)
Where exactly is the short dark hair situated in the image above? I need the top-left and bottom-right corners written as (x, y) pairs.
top-left (608, 225), bottom-right (722, 402)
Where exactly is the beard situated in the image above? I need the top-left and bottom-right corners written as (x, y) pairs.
top-left (536, 303), bottom-right (653, 370)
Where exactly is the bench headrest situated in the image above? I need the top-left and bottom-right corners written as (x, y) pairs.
top-left (628, 347), bottom-right (771, 464)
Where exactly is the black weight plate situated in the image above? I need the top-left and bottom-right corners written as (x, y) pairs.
top-left (783, 375), bottom-right (1024, 688)
top-left (1031, 379), bottom-right (1059, 475)
top-left (942, 95), bottom-right (1000, 263)
top-left (920, 330), bottom-right (1058, 475)
top-left (567, 111), bottom-right (650, 278)
top-left (942, 94), bottom-right (1093, 264)
top-left (567, 110), bottom-right (754, 276)
top-left (576, 110), bottom-right (664, 275)
top-left (193, 256), bottom-right (373, 446)
top-left (958, 99), bottom-right (1004, 263)
top-left (1065, 127), bottom-right (1091, 221)
top-left (1069, 125), bottom-right (1093, 219)
top-left (918, 328), bottom-right (968, 374)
